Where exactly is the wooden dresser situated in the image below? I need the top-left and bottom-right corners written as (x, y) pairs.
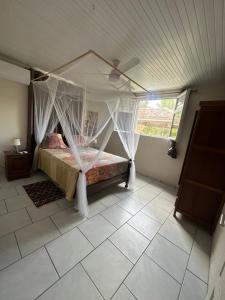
top-left (4, 151), bottom-right (32, 181)
top-left (174, 101), bottom-right (225, 233)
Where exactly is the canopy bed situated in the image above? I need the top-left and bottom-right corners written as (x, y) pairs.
top-left (30, 50), bottom-right (148, 217)
top-left (38, 147), bottom-right (129, 201)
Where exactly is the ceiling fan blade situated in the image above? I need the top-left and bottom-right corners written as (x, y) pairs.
top-left (119, 57), bottom-right (140, 73)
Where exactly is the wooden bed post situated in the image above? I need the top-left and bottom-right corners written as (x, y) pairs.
top-left (125, 159), bottom-right (132, 188)
top-left (27, 69), bottom-right (35, 155)
top-left (27, 69), bottom-right (49, 157)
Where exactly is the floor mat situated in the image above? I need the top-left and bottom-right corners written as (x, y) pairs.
top-left (23, 180), bottom-right (65, 207)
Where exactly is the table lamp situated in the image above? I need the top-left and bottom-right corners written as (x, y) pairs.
top-left (12, 138), bottom-right (21, 153)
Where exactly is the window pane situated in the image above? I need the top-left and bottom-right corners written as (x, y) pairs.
top-left (136, 98), bottom-right (177, 138)
top-left (170, 111), bottom-right (181, 138)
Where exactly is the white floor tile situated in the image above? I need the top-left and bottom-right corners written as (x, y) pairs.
top-left (188, 229), bottom-right (211, 283)
top-left (166, 186), bottom-right (178, 194)
top-left (114, 187), bottom-right (134, 200)
top-left (178, 270), bottom-right (207, 300)
top-left (112, 284), bottom-right (136, 300)
top-left (88, 201), bottom-right (106, 218)
top-left (56, 198), bottom-right (74, 209)
top-left (16, 185), bottom-right (29, 197)
top-left (159, 219), bottom-right (195, 253)
top-left (150, 194), bottom-right (174, 213)
top-left (22, 175), bottom-right (47, 185)
top-left (99, 194), bottom-right (120, 207)
top-left (0, 233), bottom-right (20, 270)
top-left (0, 178), bottom-right (25, 189)
top-left (5, 194), bottom-right (33, 212)
top-left (135, 174), bottom-right (151, 186)
top-left (101, 205), bottom-right (131, 228)
top-left (145, 180), bottom-right (166, 193)
top-left (51, 208), bottom-right (86, 233)
top-left (168, 212), bottom-right (197, 235)
top-left (0, 186), bottom-right (18, 200)
top-left (118, 197), bottom-right (144, 215)
top-left (128, 211), bottom-right (161, 240)
top-left (125, 254), bottom-right (180, 300)
top-left (79, 214), bottom-right (116, 247)
top-left (0, 173), bottom-right (211, 300)
top-left (37, 264), bottom-right (102, 300)
top-left (16, 218), bottom-right (60, 256)
top-left (131, 187), bottom-right (158, 205)
top-left (0, 209), bottom-right (31, 237)
top-left (131, 182), bottom-right (147, 192)
top-left (0, 200), bottom-right (7, 215)
top-left (110, 224), bottom-right (149, 263)
top-left (141, 202), bottom-right (170, 224)
top-left (145, 234), bottom-right (189, 283)
top-left (82, 240), bottom-right (132, 300)
top-left (0, 248), bottom-right (58, 300)
top-left (160, 186), bottom-right (177, 203)
top-left (46, 227), bottom-right (93, 276)
top-left (26, 201), bottom-right (61, 222)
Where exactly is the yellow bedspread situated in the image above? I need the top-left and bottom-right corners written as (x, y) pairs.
top-left (38, 148), bottom-right (79, 201)
top-left (38, 147), bottom-right (128, 201)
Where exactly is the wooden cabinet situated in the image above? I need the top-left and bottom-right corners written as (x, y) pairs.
top-left (4, 151), bottom-right (32, 181)
top-left (175, 101), bottom-right (225, 233)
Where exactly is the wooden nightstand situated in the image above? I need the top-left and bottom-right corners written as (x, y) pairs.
top-left (4, 151), bottom-right (32, 181)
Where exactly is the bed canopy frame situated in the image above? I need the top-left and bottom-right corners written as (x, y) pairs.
top-left (34, 49), bottom-right (149, 93)
top-left (32, 50), bottom-right (149, 217)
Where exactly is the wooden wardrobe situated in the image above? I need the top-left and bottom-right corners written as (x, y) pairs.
top-left (174, 101), bottom-right (225, 233)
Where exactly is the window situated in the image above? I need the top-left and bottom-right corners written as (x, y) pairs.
top-left (136, 90), bottom-right (189, 139)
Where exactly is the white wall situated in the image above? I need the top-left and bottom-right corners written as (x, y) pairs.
top-left (0, 79), bottom-right (28, 167)
top-left (106, 80), bottom-right (225, 187)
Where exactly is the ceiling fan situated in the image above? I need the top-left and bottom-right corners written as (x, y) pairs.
top-left (66, 56), bottom-right (140, 90)
top-left (108, 57), bottom-right (140, 82)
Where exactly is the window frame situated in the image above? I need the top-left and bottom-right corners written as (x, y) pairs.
top-left (136, 89), bottom-right (190, 140)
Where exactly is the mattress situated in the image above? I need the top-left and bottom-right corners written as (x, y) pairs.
top-left (38, 147), bottom-right (128, 200)
top-left (83, 148), bottom-right (128, 185)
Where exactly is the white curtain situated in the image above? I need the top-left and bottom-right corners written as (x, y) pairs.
top-left (46, 108), bottom-right (59, 134)
top-left (33, 79), bottom-right (58, 168)
top-left (33, 77), bottom-right (118, 217)
top-left (107, 82), bottom-right (140, 189)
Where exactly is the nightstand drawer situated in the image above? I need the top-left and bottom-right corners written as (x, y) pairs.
top-left (7, 155), bottom-right (30, 170)
top-left (4, 151), bottom-right (32, 181)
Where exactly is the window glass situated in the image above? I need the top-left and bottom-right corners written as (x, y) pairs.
top-left (136, 98), bottom-right (182, 139)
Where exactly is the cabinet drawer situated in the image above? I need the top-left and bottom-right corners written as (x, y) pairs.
top-left (176, 181), bottom-right (223, 228)
top-left (5, 154), bottom-right (32, 181)
top-left (7, 156), bottom-right (31, 171)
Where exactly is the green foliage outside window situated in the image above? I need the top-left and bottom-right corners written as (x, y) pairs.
top-left (136, 98), bottom-right (181, 139)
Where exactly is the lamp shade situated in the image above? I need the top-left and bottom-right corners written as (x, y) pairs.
top-left (12, 138), bottom-right (21, 146)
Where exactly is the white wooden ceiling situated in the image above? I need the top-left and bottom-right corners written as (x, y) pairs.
top-left (0, 0), bottom-right (225, 91)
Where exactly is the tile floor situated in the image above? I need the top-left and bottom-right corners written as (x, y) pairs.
top-left (0, 168), bottom-right (211, 300)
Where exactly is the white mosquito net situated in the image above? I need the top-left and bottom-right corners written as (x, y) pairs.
top-left (32, 52), bottom-right (140, 217)
top-left (107, 82), bottom-right (140, 189)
